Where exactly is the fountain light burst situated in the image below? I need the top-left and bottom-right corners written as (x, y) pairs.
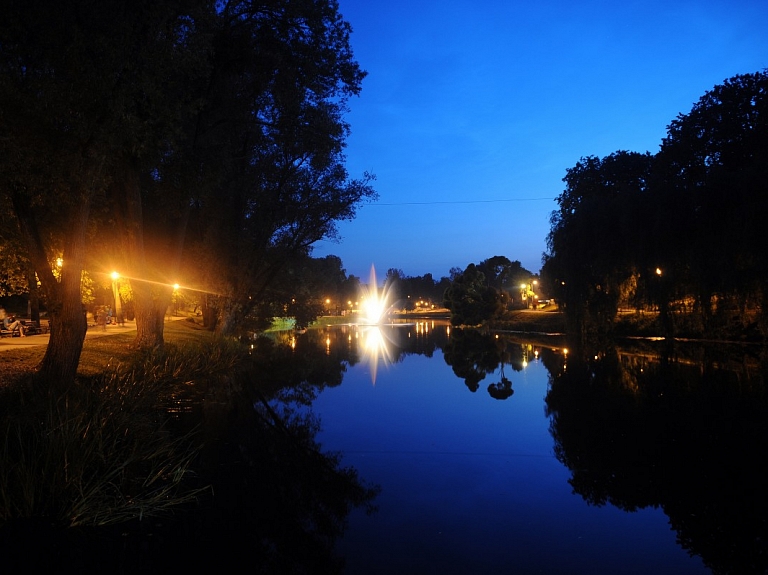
top-left (359, 265), bottom-right (395, 325)
top-left (355, 265), bottom-right (400, 384)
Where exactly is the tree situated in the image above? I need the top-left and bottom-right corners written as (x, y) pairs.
top-left (176, 0), bottom-right (376, 336)
top-left (1, 0), bottom-right (376, 384)
top-left (261, 254), bottom-right (349, 329)
top-left (98, 1), bottom-right (215, 350)
top-left (443, 264), bottom-right (503, 326)
top-left (544, 151), bottom-right (653, 343)
top-left (0, 1), bottom-right (179, 384)
top-left (544, 71), bottom-right (768, 341)
top-left (651, 71), bottom-right (768, 334)
top-left (476, 256), bottom-right (532, 308)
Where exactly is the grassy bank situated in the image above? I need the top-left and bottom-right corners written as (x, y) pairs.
top-left (1, 318), bottom-right (379, 572)
top-left (0, 319), bottom-right (245, 529)
top-left (0, 318), bottom-right (217, 388)
top-left (495, 310), bottom-right (567, 334)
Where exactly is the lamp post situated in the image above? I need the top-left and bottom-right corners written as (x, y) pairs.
top-left (110, 271), bottom-right (122, 321)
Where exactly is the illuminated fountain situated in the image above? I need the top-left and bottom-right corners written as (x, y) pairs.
top-left (355, 265), bottom-right (400, 384)
top-left (358, 265), bottom-right (397, 325)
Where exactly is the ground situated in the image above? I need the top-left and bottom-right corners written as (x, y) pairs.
top-left (0, 317), bottom-right (211, 389)
top-left (0, 311), bottom-right (567, 388)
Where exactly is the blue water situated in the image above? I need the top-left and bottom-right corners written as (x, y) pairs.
top-left (310, 346), bottom-right (709, 574)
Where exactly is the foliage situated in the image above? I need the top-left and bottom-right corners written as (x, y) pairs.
top-left (391, 272), bottom-right (452, 308)
top-left (543, 71), bottom-right (768, 342)
top-left (1, 0), bottom-right (376, 381)
top-left (544, 151), bottom-right (653, 340)
top-left (0, 240), bottom-right (28, 297)
top-left (443, 263), bottom-right (503, 326)
top-left (173, 0), bottom-right (377, 335)
top-left (443, 257), bottom-right (535, 325)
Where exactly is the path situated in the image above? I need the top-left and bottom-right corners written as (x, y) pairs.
top-left (0, 317), bottom-right (183, 353)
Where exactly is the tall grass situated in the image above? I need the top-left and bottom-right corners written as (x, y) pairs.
top-left (0, 336), bottom-right (248, 528)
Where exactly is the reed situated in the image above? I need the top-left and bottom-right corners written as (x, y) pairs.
top-left (0, 337), bottom-right (247, 528)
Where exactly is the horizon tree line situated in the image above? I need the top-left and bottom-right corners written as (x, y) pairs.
top-left (542, 70), bottom-right (768, 344)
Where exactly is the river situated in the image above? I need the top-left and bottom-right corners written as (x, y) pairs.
top-left (5, 319), bottom-right (765, 574)
top-left (275, 320), bottom-right (766, 574)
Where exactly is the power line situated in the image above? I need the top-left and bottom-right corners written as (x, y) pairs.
top-left (371, 197), bottom-right (556, 206)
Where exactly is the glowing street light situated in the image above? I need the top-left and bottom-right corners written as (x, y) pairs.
top-left (111, 271), bottom-right (122, 320)
top-left (519, 280), bottom-right (539, 309)
top-left (173, 283), bottom-right (180, 316)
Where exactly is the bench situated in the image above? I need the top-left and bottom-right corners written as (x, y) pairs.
top-left (22, 320), bottom-right (50, 335)
top-left (0, 320), bottom-right (50, 337)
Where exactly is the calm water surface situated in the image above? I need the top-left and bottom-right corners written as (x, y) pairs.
top-left (290, 320), bottom-right (761, 574)
top-left (4, 319), bottom-right (763, 574)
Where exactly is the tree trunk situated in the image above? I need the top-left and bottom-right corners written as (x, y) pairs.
top-left (132, 278), bottom-right (170, 350)
top-left (12, 187), bottom-right (91, 388)
top-left (110, 157), bottom-right (189, 350)
top-left (37, 197), bottom-right (91, 387)
top-left (202, 294), bottom-right (217, 330)
top-left (38, 276), bottom-right (87, 386)
top-left (111, 159), bottom-right (167, 350)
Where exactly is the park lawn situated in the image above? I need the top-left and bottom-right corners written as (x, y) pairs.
top-left (0, 319), bottom-right (214, 388)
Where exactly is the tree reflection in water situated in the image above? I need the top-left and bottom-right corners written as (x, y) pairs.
top-left (442, 328), bottom-right (502, 392)
top-left (12, 325), bottom-right (763, 573)
top-left (284, 324), bottom-right (768, 574)
top-left (442, 327), bottom-right (527, 399)
top-left (0, 334), bottom-right (379, 574)
top-left (544, 342), bottom-right (768, 575)
top-left (310, 321), bottom-right (767, 573)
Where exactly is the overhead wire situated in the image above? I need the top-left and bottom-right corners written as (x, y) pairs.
top-left (369, 197), bottom-right (555, 206)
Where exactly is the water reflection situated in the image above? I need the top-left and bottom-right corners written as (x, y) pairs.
top-left (442, 327), bottom-right (541, 400)
top-left (544, 341), bottom-right (768, 575)
top-left (33, 323), bottom-right (760, 573)
top-left (1, 336), bottom-right (379, 574)
top-left (286, 321), bottom-right (450, 385)
top-left (286, 323), bottom-right (767, 573)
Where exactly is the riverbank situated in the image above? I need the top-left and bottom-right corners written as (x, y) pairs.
top-left (0, 317), bottom-right (214, 388)
top-left (495, 309), bottom-right (567, 334)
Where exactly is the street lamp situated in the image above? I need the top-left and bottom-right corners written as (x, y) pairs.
top-left (173, 283), bottom-right (180, 316)
top-left (110, 271), bottom-right (122, 322)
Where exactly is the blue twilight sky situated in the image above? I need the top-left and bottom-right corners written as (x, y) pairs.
top-left (312, 0), bottom-right (768, 281)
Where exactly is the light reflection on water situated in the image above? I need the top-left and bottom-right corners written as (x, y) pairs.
top-left (304, 322), bottom-right (713, 575)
